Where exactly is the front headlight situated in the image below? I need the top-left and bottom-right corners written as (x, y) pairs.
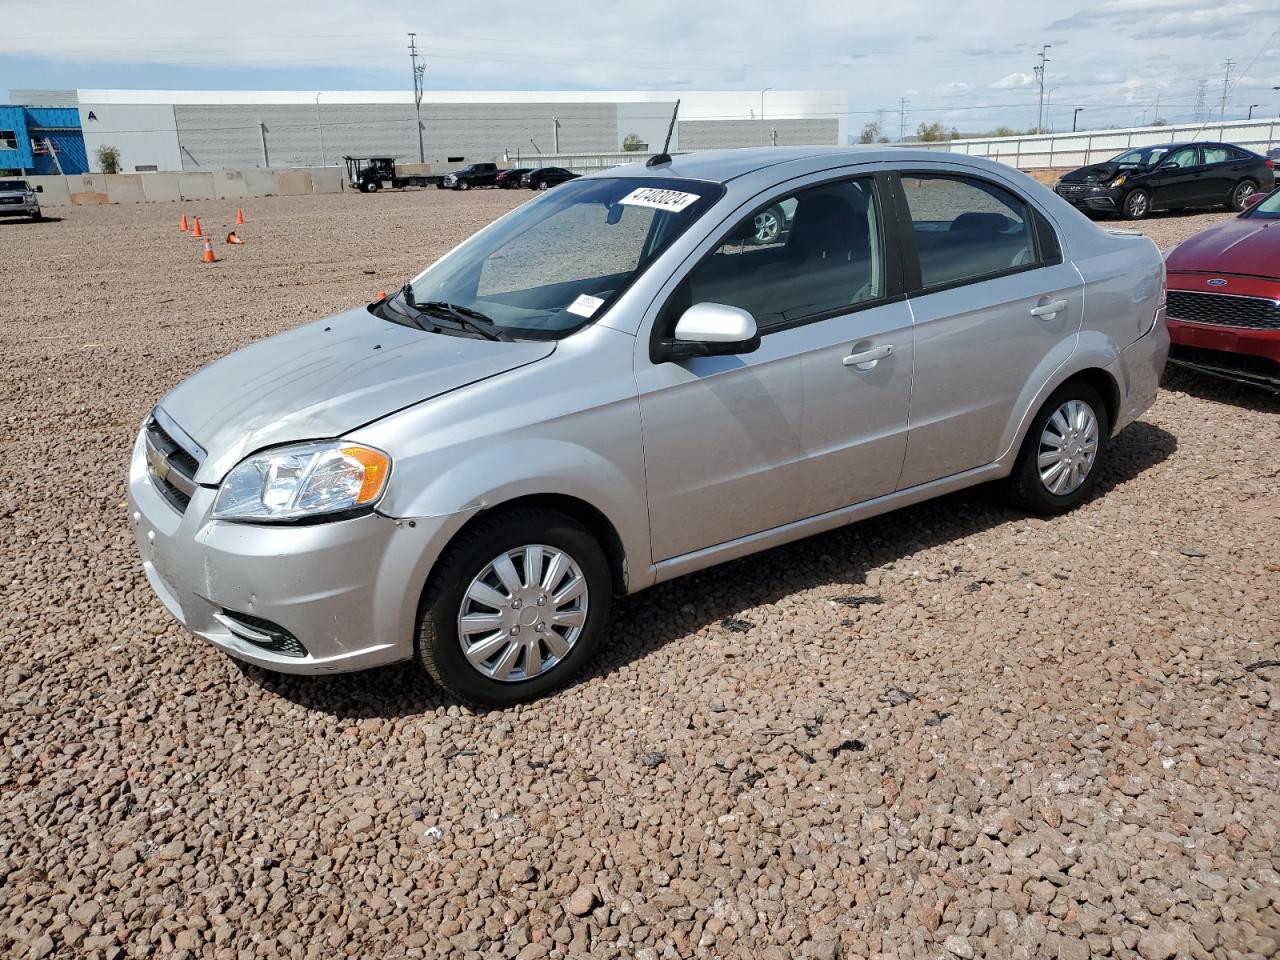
top-left (212, 441), bottom-right (390, 522)
top-left (1109, 174), bottom-right (1127, 188)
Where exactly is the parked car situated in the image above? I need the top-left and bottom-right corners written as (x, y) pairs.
top-left (521, 167), bottom-right (579, 190)
top-left (1055, 142), bottom-right (1274, 219)
top-left (0, 178), bottom-right (44, 220)
top-left (497, 168), bottom-right (532, 189)
top-left (128, 148), bottom-right (1168, 705)
top-left (1163, 187), bottom-right (1280, 391)
top-left (441, 163), bottom-right (499, 191)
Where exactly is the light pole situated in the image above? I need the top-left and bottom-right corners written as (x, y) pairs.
top-left (314, 91), bottom-right (326, 166)
top-left (1072, 107), bottom-right (1084, 132)
top-left (1248, 104), bottom-right (1260, 120)
top-left (760, 87), bottom-right (771, 145)
top-left (408, 32), bottom-right (425, 164)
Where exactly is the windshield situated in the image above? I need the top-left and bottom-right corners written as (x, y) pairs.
top-left (0, 180), bottom-right (29, 191)
top-left (1108, 147), bottom-right (1173, 170)
top-left (401, 176), bottom-right (722, 340)
top-left (1244, 188), bottom-right (1280, 219)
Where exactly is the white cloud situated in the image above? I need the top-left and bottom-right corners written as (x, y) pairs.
top-left (992, 72), bottom-right (1036, 90)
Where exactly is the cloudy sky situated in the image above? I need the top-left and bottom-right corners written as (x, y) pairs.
top-left (2, 0), bottom-right (1278, 135)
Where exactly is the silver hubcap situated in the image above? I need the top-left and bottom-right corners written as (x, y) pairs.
top-left (1128, 193), bottom-right (1147, 215)
top-left (1038, 399), bottom-right (1099, 496)
top-left (457, 544), bottom-right (589, 682)
top-left (754, 210), bottom-right (781, 242)
top-left (1235, 183), bottom-right (1254, 204)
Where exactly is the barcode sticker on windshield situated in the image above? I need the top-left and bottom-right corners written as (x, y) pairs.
top-left (566, 293), bottom-right (605, 318)
top-left (619, 187), bottom-right (701, 212)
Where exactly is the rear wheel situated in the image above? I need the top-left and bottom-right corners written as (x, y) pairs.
top-left (1005, 382), bottom-right (1110, 515)
top-left (1121, 189), bottom-right (1149, 220)
top-left (1230, 179), bottom-right (1257, 211)
top-left (366, 180), bottom-right (380, 193)
top-left (417, 508), bottom-right (612, 706)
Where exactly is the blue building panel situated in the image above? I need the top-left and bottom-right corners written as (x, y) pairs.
top-left (0, 105), bottom-right (87, 174)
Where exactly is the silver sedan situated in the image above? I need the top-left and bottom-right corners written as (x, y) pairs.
top-left (128, 147), bottom-right (1169, 705)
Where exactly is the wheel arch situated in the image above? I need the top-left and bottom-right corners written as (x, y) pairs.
top-left (422, 493), bottom-right (631, 601)
top-left (999, 359), bottom-right (1123, 471)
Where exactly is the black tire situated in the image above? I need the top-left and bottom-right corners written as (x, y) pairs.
top-left (366, 180), bottom-right (380, 193)
top-left (1121, 189), bottom-right (1150, 220)
top-left (1005, 381), bottom-right (1110, 516)
top-left (753, 205), bottom-right (786, 243)
top-left (29, 212), bottom-right (42, 222)
top-left (458, 179), bottom-right (470, 191)
top-left (1230, 179), bottom-right (1257, 212)
top-left (537, 180), bottom-right (549, 191)
top-left (417, 508), bottom-right (613, 707)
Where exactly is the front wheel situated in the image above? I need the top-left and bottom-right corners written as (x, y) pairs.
top-left (458, 179), bottom-right (470, 191)
top-left (1121, 189), bottom-right (1149, 220)
top-left (417, 508), bottom-right (613, 706)
top-left (1230, 180), bottom-right (1257, 211)
top-left (366, 180), bottom-right (380, 193)
top-left (537, 180), bottom-right (549, 191)
top-left (1005, 382), bottom-right (1110, 515)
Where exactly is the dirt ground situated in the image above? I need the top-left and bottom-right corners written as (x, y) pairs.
top-left (0, 189), bottom-right (1277, 960)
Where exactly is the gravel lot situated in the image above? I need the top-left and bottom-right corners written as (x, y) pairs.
top-left (1, 192), bottom-right (1277, 960)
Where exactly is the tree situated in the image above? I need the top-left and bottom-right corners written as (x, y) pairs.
top-left (622, 132), bottom-right (646, 152)
top-left (96, 145), bottom-right (122, 174)
top-left (1151, 117), bottom-right (1169, 127)
top-left (916, 121), bottom-right (952, 142)
top-left (857, 121), bottom-right (882, 144)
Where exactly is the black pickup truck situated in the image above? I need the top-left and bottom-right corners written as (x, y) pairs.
top-left (439, 162), bottom-right (500, 190)
top-left (344, 156), bottom-right (441, 192)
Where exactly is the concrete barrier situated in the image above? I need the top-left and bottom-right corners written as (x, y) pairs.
top-left (243, 169), bottom-right (280, 196)
top-left (178, 172), bottom-right (215, 201)
top-left (67, 174), bottom-right (108, 205)
top-left (104, 174), bottom-right (146, 204)
top-left (311, 166), bottom-right (344, 194)
top-left (141, 173), bottom-right (181, 203)
top-left (276, 169), bottom-right (314, 196)
top-left (213, 170), bottom-right (250, 200)
top-left (28, 175), bottom-right (71, 207)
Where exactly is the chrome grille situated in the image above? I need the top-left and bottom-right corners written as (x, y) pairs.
top-left (144, 410), bottom-right (204, 513)
top-left (1166, 290), bottom-right (1280, 331)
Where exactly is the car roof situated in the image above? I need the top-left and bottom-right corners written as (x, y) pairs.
top-left (588, 145), bottom-right (997, 185)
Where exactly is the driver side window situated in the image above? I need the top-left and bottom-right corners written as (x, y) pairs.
top-left (1165, 148), bottom-right (1200, 169)
top-left (682, 178), bottom-right (886, 330)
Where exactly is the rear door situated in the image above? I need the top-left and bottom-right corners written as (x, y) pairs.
top-left (892, 170), bottom-right (1083, 488)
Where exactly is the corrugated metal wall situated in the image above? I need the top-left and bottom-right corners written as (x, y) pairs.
top-left (677, 118), bottom-right (840, 150)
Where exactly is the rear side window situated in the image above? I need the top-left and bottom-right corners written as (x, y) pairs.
top-left (1202, 146), bottom-right (1231, 165)
top-left (898, 174), bottom-right (1036, 289)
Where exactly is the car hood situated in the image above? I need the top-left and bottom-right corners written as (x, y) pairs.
top-left (158, 305), bottom-right (555, 483)
top-left (1059, 162), bottom-right (1125, 184)
top-left (1166, 216), bottom-right (1280, 279)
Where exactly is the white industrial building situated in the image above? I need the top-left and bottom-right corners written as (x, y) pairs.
top-left (9, 88), bottom-right (848, 172)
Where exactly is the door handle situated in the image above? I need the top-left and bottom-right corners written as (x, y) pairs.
top-left (1030, 299), bottom-right (1068, 319)
top-left (843, 343), bottom-right (893, 368)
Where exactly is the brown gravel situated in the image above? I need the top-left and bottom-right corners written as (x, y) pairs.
top-left (1, 190), bottom-right (1278, 960)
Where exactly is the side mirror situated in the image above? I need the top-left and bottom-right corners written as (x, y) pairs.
top-left (1243, 192), bottom-right (1266, 209)
top-left (35, 185), bottom-right (43, 193)
top-left (657, 302), bottom-right (760, 362)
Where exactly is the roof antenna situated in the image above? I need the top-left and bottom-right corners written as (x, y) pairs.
top-left (647, 99), bottom-right (680, 167)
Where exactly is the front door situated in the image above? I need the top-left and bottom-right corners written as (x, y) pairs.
top-left (892, 171), bottom-right (1084, 488)
top-left (636, 173), bottom-right (913, 561)
top-left (1151, 146), bottom-right (1205, 208)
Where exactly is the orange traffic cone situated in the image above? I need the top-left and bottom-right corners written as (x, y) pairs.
top-left (201, 236), bottom-right (217, 263)
top-left (180, 213), bottom-right (189, 232)
top-left (235, 208), bottom-right (245, 225)
top-left (226, 231), bottom-right (244, 245)
top-left (191, 217), bottom-right (203, 238)
top-left (376, 290), bottom-right (386, 300)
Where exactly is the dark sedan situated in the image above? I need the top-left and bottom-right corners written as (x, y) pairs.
top-left (496, 168), bottom-right (532, 189)
top-left (1054, 142), bottom-right (1274, 220)
top-left (520, 167), bottom-right (580, 191)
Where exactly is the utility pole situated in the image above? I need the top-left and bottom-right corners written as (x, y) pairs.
top-left (898, 98), bottom-right (908, 142)
top-left (552, 117), bottom-right (560, 154)
top-left (1194, 80), bottom-right (1208, 122)
top-left (408, 32), bottom-right (425, 164)
top-left (1153, 93), bottom-right (1160, 125)
top-left (1219, 59), bottom-right (1235, 125)
top-left (1072, 107), bottom-right (1084, 132)
top-left (1034, 44), bottom-right (1052, 134)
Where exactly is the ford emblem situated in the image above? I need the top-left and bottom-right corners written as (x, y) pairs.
top-left (1206, 278), bottom-right (1228, 287)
